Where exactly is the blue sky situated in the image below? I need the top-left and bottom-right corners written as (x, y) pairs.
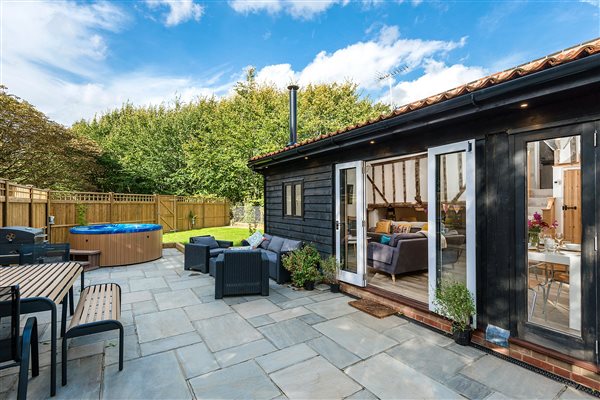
top-left (1, 0), bottom-right (598, 125)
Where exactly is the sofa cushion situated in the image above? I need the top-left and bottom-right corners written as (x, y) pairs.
top-left (390, 232), bottom-right (425, 247)
top-left (259, 234), bottom-right (272, 250)
top-left (281, 239), bottom-right (302, 253)
top-left (374, 220), bottom-right (391, 234)
top-left (369, 243), bottom-right (395, 264)
top-left (190, 235), bottom-right (219, 249)
top-left (209, 248), bottom-right (226, 258)
top-left (380, 235), bottom-right (391, 245)
top-left (267, 236), bottom-right (285, 253)
top-left (263, 250), bottom-right (278, 265)
top-left (247, 231), bottom-right (264, 248)
top-left (391, 222), bottom-right (412, 234)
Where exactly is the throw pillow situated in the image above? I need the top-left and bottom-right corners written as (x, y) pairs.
top-left (247, 231), bottom-right (264, 249)
top-left (259, 234), bottom-right (272, 250)
top-left (281, 239), bottom-right (302, 253)
top-left (267, 236), bottom-right (285, 253)
top-left (421, 223), bottom-right (428, 231)
top-left (380, 235), bottom-right (391, 245)
top-left (392, 222), bottom-right (412, 234)
top-left (190, 235), bottom-right (219, 249)
top-left (374, 220), bottom-right (391, 233)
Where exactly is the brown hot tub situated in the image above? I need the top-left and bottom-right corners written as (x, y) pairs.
top-left (69, 224), bottom-right (162, 267)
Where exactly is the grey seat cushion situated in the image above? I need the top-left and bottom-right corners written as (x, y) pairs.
top-left (267, 236), bottom-right (285, 253)
top-left (263, 250), bottom-right (278, 265)
top-left (210, 248), bottom-right (226, 258)
top-left (391, 232), bottom-right (425, 247)
top-left (190, 235), bottom-right (219, 249)
top-left (281, 239), bottom-right (302, 253)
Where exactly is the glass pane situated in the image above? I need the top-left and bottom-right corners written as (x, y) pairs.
top-left (526, 135), bottom-right (581, 335)
top-left (285, 185), bottom-right (292, 216)
top-left (294, 183), bottom-right (302, 216)
top-left (435, 151), bottom-right (467, 287)
top-left (340, 168), bottom-right (357, 273)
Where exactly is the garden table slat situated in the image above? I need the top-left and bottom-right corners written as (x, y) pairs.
top-left (0, 263), bottom-right (48, 285)
top-left (20, 264), bottom-right (63, 298)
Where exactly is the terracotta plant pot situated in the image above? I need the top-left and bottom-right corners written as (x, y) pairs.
top-left (303, 281), bottom-right (315, 291)
top-left (452, 327), bottom-right (472, 346)
top-left (330, 283), bottom-right (340, 293)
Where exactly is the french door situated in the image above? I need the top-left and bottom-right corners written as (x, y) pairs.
top-left (335, 161), bottom-right (366, 286)
top-left (427, 140), bottom-right (477, 324)
top-left (514, 122), bottom-right (598, 362)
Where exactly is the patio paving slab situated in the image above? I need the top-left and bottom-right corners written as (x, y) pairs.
top-left (195, 312), bottom-right (263, 352)
top-left (129, 277), bottom-right (168, 292)
top-left (258, 318), bottom-right (321, 349)
top-left (445, 374), bottom-right (493, 400)
top-left (305, 296), bottom-right (357, 319)
top-left (461, 354), bottom-right (566, 399)
top-left (314, 316), bottom-right (396, 359)
top-left (103, 351), bottom-right (191, 400)
top-left (345, 389), bottom-right (379, 400)
top-left (345, 353), bottom-right (462, 399)
top-left (104, 335), bottom-right (141, 366)
top-left (255, 343), bottom-right (317, 373)
top-left (347, 311), bottom-right (406, 332)
top-left (135, 308), bottom-right (194, 343)
top-left (232, 298), bottom-right (281, 319)
top-left (277, 297), bottom-right (314, 309)
top-left (269, 306), bottom-right (311, 322)
top-left (214, 339), bottom-right (277, 368)
top-left (306, 336), bottom-right (361, 369)
top-left (386, 337), bottom-right (472, 381)
top-left (247, 314), bottom-right (276, 327)
top-left (139, 331), bottom-right (203, 356)
top-left (132, 299), bottom-right (158, 315)
top-left (121, 290), bottom-right (153, 304)
top-left (154, 288), bottom-right (200, 311)
top-left (184, 300), bottom-right (232, 320)
top-left (175, 342), bottom-right (220, 379)
top-left (270, 356), bottom-right (362, 399)
top-left (189, 360), bottom-right (281, 399)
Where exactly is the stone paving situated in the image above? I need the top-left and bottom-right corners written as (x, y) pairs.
top-left (1, 248), bottom-right (596, 399)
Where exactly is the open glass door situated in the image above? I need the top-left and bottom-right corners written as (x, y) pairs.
top-left (427, 140), bottom-right (476, 324)
top-left (335, 161), bottom-right (366, 286)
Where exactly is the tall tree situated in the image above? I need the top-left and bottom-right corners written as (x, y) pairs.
top-left (0, 86), bottom-right (101, 190)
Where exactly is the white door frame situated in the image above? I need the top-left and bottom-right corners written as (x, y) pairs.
top-left (427, 140), bottom-right (477, 326)
top-left (335, 161), bottom-right (366, 287)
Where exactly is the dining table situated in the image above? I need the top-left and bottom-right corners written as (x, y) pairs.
top-left (0, 262), bottom-right (83, 397)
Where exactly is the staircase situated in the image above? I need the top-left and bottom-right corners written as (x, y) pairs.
top-left (528, 189), bottom-right (553, 219)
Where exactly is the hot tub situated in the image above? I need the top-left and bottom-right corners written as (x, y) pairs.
top-left (69, 224), bottom-right (163, 267)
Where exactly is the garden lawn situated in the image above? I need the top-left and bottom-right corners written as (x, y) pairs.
top-left (163, 227), bottom-right (250, 245)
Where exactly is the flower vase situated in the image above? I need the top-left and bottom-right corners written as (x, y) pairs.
top-left (528, 231), bottom-right (540, 249)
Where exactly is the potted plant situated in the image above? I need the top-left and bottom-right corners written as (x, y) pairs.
top-left (282, 245), bottom-right (321, 290)
top-left (433, 281), bottom-right (476, 345)
top-left (320, 256), bottom-right (340, 293)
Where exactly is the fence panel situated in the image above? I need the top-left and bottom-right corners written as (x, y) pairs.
top-left (0, 178), bottom-right (230, 242)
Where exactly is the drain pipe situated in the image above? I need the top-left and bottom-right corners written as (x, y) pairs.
top-left (287, 85), bottom-right (299, 146)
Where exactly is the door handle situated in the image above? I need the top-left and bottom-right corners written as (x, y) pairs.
top-left (336, 221), bottom-right (340, 230)
top-left (562, 205), bottom-right (577, 211)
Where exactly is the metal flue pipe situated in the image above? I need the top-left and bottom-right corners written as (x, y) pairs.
top-left (287, 85), bottom-right (299, 146)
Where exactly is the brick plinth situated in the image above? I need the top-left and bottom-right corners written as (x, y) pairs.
top-left (340, 283), bottom-right (600, 394)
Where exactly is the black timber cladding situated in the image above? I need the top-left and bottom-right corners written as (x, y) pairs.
top-left (265, 164), bottom-right (333, 254)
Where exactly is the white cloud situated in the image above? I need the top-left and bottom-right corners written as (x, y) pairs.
top-left (1, 1), bottom-right (228, 124)
top-left (228, 0), bottom-right (346, 19)
top-left (388, 59), bottom-right (487, 106)
top-left (145, 0), bottom-right (204, 26)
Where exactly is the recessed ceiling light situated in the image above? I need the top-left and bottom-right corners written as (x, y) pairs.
top-left (520, 103), bottom-right (529, 108)
top-left (304, 156), bottom-right (308, 160)
top-left (370, 140), bottom-right (376, 144)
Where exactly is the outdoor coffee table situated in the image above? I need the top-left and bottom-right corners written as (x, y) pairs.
top-left (0, 262), bottom-right (83, 396)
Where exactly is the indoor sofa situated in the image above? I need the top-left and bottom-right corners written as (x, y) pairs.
top-left (242, 234), bottom-right (302, 284)
top-left (367, 232), bottom-right (428, 281)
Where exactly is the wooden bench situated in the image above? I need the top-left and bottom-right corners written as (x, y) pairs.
top-left (70, 250), bottom-right (101, 271)
top-left (62, 283), bottom-right (123, 386)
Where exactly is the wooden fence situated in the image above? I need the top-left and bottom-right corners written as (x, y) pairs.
top-left (0, 179), bottom-right (230, 243)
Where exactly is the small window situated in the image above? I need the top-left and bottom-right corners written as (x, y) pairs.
top-left (284, 181), bottom-right (303, 217)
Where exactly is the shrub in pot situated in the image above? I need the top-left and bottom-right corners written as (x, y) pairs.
top-left (433, 281), bottom-right (475, 345)
top-left (320, 256), bottom-right (340, 293)
top-left (282, 245), bottom-right (321, 290)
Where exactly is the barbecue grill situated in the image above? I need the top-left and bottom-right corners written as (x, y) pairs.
top-left (0, 226), bottom-right (46, 265)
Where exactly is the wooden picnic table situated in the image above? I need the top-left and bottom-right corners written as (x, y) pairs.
top-left (0, 262), bottom-right (83, 397)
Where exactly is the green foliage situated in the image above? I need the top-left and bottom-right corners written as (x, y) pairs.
top-left (433, 281), bottom-right (476, 332)
top-left (71, 73), bottom-right (389, 202)
top-left (162, 227), bottom-right (248, 245)
top-left (320, 256), bottom-right (339, 284)
top-left (76, 203), bottom-right (87, 226)
top-left (282, 244), bottom-right (322, 287)
top-left (0, 86), bottom-right (101, 190)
